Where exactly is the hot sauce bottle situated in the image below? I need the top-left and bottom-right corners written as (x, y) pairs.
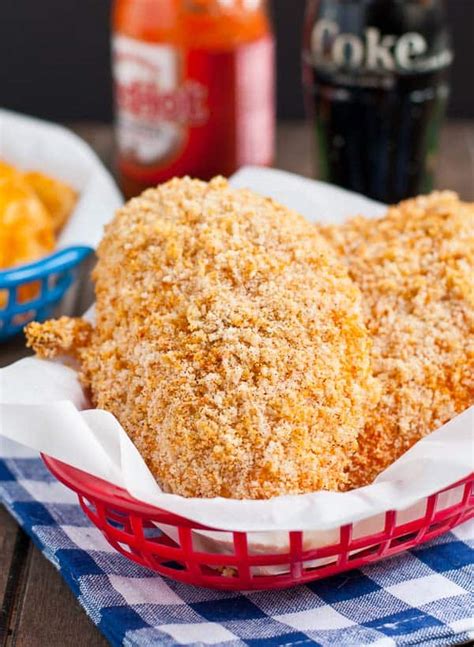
top-left (112, 0), bottom-right (275, 198)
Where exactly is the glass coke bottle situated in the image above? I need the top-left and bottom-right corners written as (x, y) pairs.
top-left (302, 0), bottom-right (453, 203)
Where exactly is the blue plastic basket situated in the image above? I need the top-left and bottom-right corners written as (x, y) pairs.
top-left (0, 246), bottom-right (92, 341)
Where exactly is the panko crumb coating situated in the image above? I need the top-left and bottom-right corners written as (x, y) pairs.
top-left (26, 317), bottom-right (92, 359)
top-left (321, 192), bottom-right (474, 488)
top-left (26, 176), bottom-right (378, 499)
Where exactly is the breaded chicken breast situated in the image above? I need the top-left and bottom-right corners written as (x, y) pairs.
top-left (27, 177), bottom-right (378, 499)
top-left (321, 192), bottom-right (474, 488)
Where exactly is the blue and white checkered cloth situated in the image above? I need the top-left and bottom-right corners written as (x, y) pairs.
top-left (1, 439), bottom-right (473, 647)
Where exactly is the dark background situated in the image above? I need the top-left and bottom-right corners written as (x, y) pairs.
top-left (0, 0), bottom-right (472, 123)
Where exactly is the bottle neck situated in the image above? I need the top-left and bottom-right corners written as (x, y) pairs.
top-left (183, 0), bottom-right (267, 13)
top-left (114, 0), bottom-right (271, 48)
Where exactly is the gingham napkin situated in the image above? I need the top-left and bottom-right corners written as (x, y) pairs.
top-left (1, 439), bottom-right (473, 647)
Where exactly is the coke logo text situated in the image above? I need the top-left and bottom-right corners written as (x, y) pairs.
top-left (311, 19), bottom-right (451, 72)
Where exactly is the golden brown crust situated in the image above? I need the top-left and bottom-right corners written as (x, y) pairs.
top-left (27, 177), bottom-right (378, 498)
top-left (321, 191), bottom-right (474, 488)
top-left (25, 317), bottom-right (92, 360)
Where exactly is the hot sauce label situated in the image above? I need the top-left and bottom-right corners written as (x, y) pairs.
top-left (113, 36), bottom-right (208, 165)
top-left (113, 34), bottom-right (274, 181)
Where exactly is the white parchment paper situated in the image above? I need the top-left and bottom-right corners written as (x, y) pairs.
top-left (0, 167), bottom-right (472, 537)
top-left (0, 109), bottom-right (123, 248)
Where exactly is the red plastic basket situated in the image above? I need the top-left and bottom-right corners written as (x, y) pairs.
top-left (42, 455), bottom-right (474, 591)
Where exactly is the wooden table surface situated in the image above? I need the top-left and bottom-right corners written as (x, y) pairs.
top-left (1, 120), bottom-right (473, 647)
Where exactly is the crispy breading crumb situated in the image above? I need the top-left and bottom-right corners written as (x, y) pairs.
top-left (320, 191), bottom-right (474, 488)
top-left (26, 316), bottom-right (92, 359)
top-left (26, 177), bottom-right (378, 499)
top-left (220, 567), bottom-right (237, 577)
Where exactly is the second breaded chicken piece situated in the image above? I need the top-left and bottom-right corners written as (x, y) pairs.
top-left (321, 192), bottom-right (474, 488)
top-left (27, 176), bottom-right (378, 499)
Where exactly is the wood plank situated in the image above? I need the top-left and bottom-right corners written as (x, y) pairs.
top-left (0, 335), bottom-right (30, 370)
top-left (437, 121), bottom-right (474, 200)
top-left (50, 119), bottom-right (474, 200)
top-left (0, 506), bottom-right (20, 614)
top-left (10, 543), bottom-right (108, 647)
top-left (69, 123), bottom-right (115, 172)
top-left (275, 119), bottom-right (474, 200)
top-left (276, 121), bottom-right (313, 179)
top-left (0, 507), bottom-right (30, 647)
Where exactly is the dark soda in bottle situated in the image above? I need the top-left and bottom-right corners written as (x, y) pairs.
top-left (302, 0), bottom-right (453, 203)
